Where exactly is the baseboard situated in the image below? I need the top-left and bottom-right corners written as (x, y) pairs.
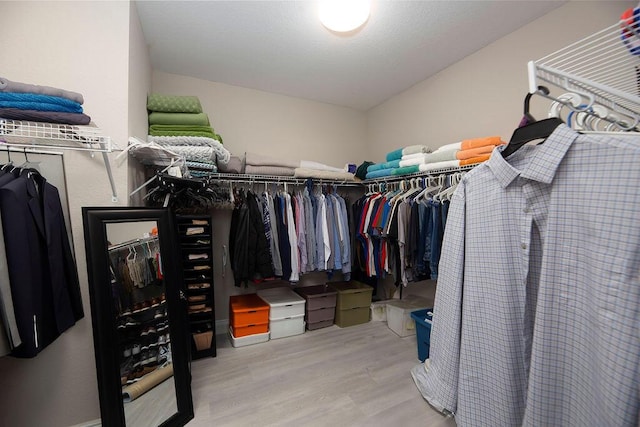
top-left (215, 319), bottom-right (229, 335)
top-left (69, 419), bottom-right (101, 427)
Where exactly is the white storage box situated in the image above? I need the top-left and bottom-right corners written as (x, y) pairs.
top-left (386, 300), bottom-right (431, 337)
top-left (370, 300), bottom-right (390, 322)
top-left (257, 287), bottom-right (306, 319)
top-left (402, 294), bottom-right (433, 308)
top-left (228, 327), bottom-right (270, 347)
top-left (270, 314), bottom-right (305, 339)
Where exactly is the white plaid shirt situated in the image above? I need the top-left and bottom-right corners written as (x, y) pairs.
top-left (421, 125), bottom-right (640, 426)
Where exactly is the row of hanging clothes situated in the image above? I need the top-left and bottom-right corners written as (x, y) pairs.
top-left (352, 172), bottom-right (464, 288)
top-left (108, 237), bottom-right (163, 316)
top-left (0, 150), bottom-right (83, 358)
top-left (229, 179), bottom-right (352, 286)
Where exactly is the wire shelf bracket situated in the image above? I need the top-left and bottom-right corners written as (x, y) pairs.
top-left (0, 119), bottom-right (118, 202)
top-left (528, 18), bottom-right (640, 128)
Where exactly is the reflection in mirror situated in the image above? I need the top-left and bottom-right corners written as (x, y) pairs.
top-left (106, 221), bottom-right (177, 426)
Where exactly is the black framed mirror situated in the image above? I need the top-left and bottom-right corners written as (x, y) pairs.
top-left (82, 207), bottom-right (193, 427)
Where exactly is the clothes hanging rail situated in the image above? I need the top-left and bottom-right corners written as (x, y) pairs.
top-left (527, 16), bottom-right (640, 131)
top-left (0, 119), bottom-right (119, 201)
top-left (362, 164), bottom-right (476, 185)
top-left (198, 172), bottom-right (364, 188)
top-left (0, 144), bottom-right (64, 157)
top-left (108, 235), bottom-right (158, 252)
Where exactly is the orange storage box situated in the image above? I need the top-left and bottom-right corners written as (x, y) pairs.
top-left (231, 322), bottom-right (269, 338)
top-left (230, 294), bottom-right (270, 337)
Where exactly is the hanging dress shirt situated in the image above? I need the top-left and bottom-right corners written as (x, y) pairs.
top-left (336, 194), bottom-right (352, 280)
top-left (315, 193), bottom-right (330, 271)
top-left (264, 192), bottom-right (283, 277)
top-left (284, 193), bottom-right (299, 282)
top-left (294, 193), bottom-right (308, 274)
top-left (418, 125), bottom-right (640, 426)
top-left (275, 194), bottom-right (292, 280)
top-left (303, 189), bottom-right (316, 272)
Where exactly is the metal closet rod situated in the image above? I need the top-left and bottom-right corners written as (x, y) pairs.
top-left (0, 139), bottom-right (118, 202)
top-left (188, 172), bottom-right (364, 188)
top-left (362, 164), bottom-right (477, 185)
top-left (0, 144), bottom-right (64, 157)
top-left (108, 235), bottom-right (158, 252)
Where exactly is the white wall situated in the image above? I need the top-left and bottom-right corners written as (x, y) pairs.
top-left (129, 2), bottom-right (152, 142)
top-left (366, 1), bottom-right (634, 161)
top-left (0, 2), bottom-right (132, 426)
top-left (152, 71), bottom-right (368, 167)
top-left (128, 2), bottom-right (153, 206)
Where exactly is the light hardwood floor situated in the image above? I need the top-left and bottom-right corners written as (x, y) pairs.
top-left (187, 312), bottom-right (455, 426)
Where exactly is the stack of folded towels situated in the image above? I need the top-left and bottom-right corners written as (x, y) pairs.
top-left (0, 76), bottom-right (90, 125)
top-left (146, 94), bottom-right (229, 170)
top-left (365, 144), bottom-right (431, 179)
top-left (147, 93), bottom-right (220, 140)
top-left (404, 135), bottom-right (504, 172)
top-left (365, 137), bottom-right (504, 179)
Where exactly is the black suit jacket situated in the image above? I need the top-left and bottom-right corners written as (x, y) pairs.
top-left (0, 170), bottom-right (83, 358)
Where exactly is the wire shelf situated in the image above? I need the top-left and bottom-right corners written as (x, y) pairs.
top-left (0, 119), bottom-right (112, 152)
top-left (0, 118), bottom-right (117, 201)
top-left (204, 172), bottom-right (364, 187)
top-left (529, 17), bottom-right (640, 123)
top-left (362, 164), bottom-right (476, 184)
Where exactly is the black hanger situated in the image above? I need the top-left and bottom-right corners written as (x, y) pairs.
top-left (502, 87), bottom-right (564, 158)
top-left (0, 148), bottom-right (12, 175)
top-left (502, 118), bottom-right (564, 158)
top-left (520, 91), bottom-right (539, 127)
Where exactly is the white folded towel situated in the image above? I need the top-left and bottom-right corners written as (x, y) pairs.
top-left (299, 160), bottom-right (346, 173)
top-left (402, 145), bottom-right (432, 156)
top-left (433, 142), bottom-right (461, 153)
top-left (399, 156), bottom-right (428, 167)
top-left (401, 152), bottom-right (428, 161)
top-left (418, 160), bottom-right (460, 172)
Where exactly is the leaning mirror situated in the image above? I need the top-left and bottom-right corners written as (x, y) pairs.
top-left (82, 207), bottom-right (193, 427)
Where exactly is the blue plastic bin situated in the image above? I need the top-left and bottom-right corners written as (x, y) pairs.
top-left (410, 308), bottom-right (433, 362)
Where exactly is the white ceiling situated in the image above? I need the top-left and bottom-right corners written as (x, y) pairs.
top-left (135, 1), bottom-right (565, 111)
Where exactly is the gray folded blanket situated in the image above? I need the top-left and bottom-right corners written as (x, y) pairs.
top-left (218, 155), bottom-right (244, 173)
top-left (244, 165), bottom-right (295, 176)
top-left (0, 108), bottom-right (90, 125)
top-left (245, 152), bottom-right (299, 168)
top-left (0, 77), bottom-right (84, 104)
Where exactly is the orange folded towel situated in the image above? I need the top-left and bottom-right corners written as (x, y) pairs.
top-left (456, 144), bottom-right (500, 160)
top-left (460, 136), bottom-right (503, 150)
top-left (459, 154), bottom-right (491, 166)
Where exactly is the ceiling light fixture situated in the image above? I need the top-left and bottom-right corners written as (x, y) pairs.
top-left (319, 0), bottom-right (370, 33)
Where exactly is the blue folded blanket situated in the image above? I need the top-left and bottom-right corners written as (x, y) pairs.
top-left (0, 92), bottom-right (83, 113)
top-left (386, 148), bottom-right (403, 162)
top-left (367, 159), bottom-right (401, 173)
top-left (365, 168), bottom-right (396, 179)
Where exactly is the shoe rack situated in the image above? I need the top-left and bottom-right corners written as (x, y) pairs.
top-left (175, 214), bottom-right (217, 359)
